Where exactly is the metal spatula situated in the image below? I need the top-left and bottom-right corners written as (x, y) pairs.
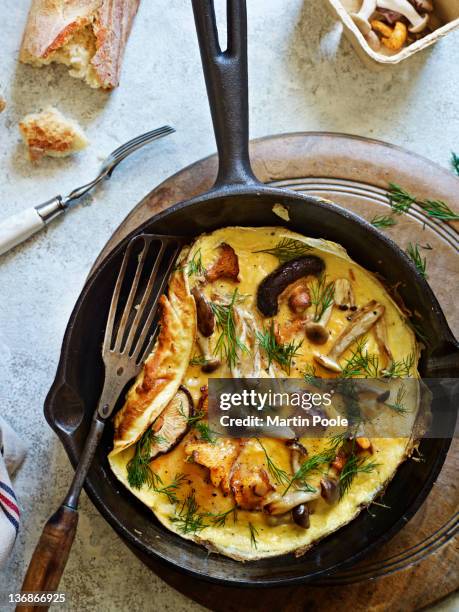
top-left (19, 233), bottom-right (185, 609)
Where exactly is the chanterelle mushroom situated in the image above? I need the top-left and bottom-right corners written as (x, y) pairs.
top-left (314, 300), bottom-right (385, 372)
top-left (206, 243), bottom-right (240, 283)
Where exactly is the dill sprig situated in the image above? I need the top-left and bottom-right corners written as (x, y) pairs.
top-left (257, 439), bottom-right (291, 486)
top-left (206, 505), bottom-right (238, 528)
top-left (154, 473), bottom-right (187, 504)
top-left (388, 183), bottom-right (415, 214)
top-left (283, 450), bottom-right (333, 495)
top-left (339, 454), bottom-right (379, 498)
top-left (341, 337), bottom-right (379, 378)
top-left (253, 238), bottom-right (312, 264)
top-left (210, 289), bottom-right (249, 369)
top-left (388, 183), bottom-right (458, 221)
top-left (195, 421), bottom-right (217, 444)
top-left (452, 152), bottom-right (459, 176)
top-left (420, 199), bottom-right (459, 221)
top-left (256, 321), bottom-right (303, 374)
top-left (370, 214), bottom-right (397, 229)
top-left (383, 352), bottom-right (415, 378)
top-left (385, 384), bottom-right (409, 414)
top-left (310, 275), bottom-right (335, 322)
top-left (127, 428), bottom-right (161, 489)
top-left (248, 522), bottom-right (259, 549)
top-left (406, 242), bottom-right (428, 279)
top-left (170, 492), bottom-right (208, 535)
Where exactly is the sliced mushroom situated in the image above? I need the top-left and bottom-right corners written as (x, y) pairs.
top-left (314, 301), bottom-right (385, 372)
top-left (192, 286), bottom-right (215, 337)
top-left (373, 316), bottom-right (394, 373)
top-left (286, 439), bottom-right (308, 473)
top-left (265, 489), bottom-right (320, 515)
top-left (257, 256), bottom-right (325, 317)
top-left (334, 278), bottom-right (355, 311)
top-left (305, 300), bottom-right (334, 345)
top-left (148, 386), bottom-right (194, 460)
top-left (206, 243), bottom-right (240, 283)
top-left (351, 0), bottom-right (377, 35)
top-left (292, 504), bottom-right (310, 529)
top-left (320, 477), bottom-right (340, 504)
top-left (378, 0), bottom-right (429, 33)
top-left (196, 332), bottom-right (221, 373)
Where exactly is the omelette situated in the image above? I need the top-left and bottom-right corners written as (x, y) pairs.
top-left (109, 226), bottom-right (420, 561)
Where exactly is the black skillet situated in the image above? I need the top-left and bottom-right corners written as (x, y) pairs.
top-left (44, 0), bottom-right (458, 587)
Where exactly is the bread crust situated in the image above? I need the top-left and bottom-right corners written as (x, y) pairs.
top-left (20, 0), bottom-right (140, 89)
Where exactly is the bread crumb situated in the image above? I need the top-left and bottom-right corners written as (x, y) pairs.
top-left (0, 96), bottom-right (6, 113)
top-left (19, 106), bottom-right (88, 162)
top-left (272, 203), bottom-right (290, 221)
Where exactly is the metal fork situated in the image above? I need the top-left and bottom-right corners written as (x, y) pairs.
top-left (20, 233), bottom-right (185, 602)
top-left (0, 125), bottom-right (175, 257)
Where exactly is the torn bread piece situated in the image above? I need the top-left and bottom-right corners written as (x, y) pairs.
top-left (0, 95), bottom-right (6, 113)
top-left (19, 106), bottom-right (88, 162)
top-left (20, 0), bottom-right (140, 90)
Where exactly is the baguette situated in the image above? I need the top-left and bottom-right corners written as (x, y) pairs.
top-left (19, 106), bottom-right (89, 161)
top-left (20, 0), bottom-right (140, 90)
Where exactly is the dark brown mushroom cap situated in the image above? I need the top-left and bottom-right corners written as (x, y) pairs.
top-left (320, 477), bottom-right (340, 504)
top-left (148, 386), bottom-right (194, 460)
top-left (292, 503), bottom-right (310, 529)
top-left (192, 287), bottom-right (215, 337)
top-left (257, 256), bottom-right (325, 317)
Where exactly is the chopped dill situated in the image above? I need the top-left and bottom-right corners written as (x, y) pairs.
top-left (170, 492), bottom-right (208, 535)
top-left (248, 522), bottom-right (259, 549)
top-left (257, 439), bottom-right (291, 486)
top-left (206, 506), bottom-right (238, 528)
top-left (256, 321), bottom-right (303, 374)
top-left (385, 385), bottom-right (409, 414)
top-left (195, 421), bottom-right (217, 444)
top-left (210, 289), bottom-right (249, 369)
top-left (283, 450), bottom-right (334, 495)
top-left (339, 454), bottom-right (379, 498)
top-left (310, 275), bottom-right (335, 322)
top-left (253, 238), bottom-right (312, 264)
top-left (370, 214), bottom-right (397, 229)
top-left (154, 473), bottom-right (187, 504)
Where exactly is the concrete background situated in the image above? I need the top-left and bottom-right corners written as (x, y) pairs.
top-left (0, 0), bottom-right (458, 610)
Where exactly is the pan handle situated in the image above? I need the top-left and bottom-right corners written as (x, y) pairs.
top-left (192, 0), bottom-right (259, 188)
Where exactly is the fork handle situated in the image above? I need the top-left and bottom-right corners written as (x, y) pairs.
top-left (18, 505), bottom-right (78, 611)
top-left (0, 197), bottom-right (64, 256)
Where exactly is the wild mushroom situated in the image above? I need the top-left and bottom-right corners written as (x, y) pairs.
top-left (286, 439), bottom-right (308, 473)
top-left (372, 19), bottom-right (408, 50)
top-left (257, 256), bottom-right (325, 317)
top-left (373, 315), bottom-right (394, 372)
top-left (334, 278), bottom-right (356, 311)
top-left (288, 283), bottom-right (311, 314)
top-left (192, 287), bottom-right (215, 337)
top-left (351, 0), bottom-right (378, 35)
top-left (314, 301), bottom-right (385, 372)
top-left (265, 489), bottom-right (320, 515)
top-left (206, 243), bottom-right (240, 283)
top-left (320, 477), bottom-right (340, 504)
top-left (292, 504), bottom-right (310, 529)
top-left (305, 300), bottom-right (333, 345)
top-left (196, 332), bottom-right (221, 373)
top-left (147, 386), bottom-right (194, 460)
top-left (378, 0), bottom-right (429, 33)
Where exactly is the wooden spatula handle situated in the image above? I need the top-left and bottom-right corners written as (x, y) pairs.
top-left (19, 505), bottom-right (78, 611)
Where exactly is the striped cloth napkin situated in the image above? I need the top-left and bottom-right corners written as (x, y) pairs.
top-left (0, 417), bottom-right (26, 568)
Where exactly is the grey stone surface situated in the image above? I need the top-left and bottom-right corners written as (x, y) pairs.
top-left (0, 0), bottom-right (458, 611)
